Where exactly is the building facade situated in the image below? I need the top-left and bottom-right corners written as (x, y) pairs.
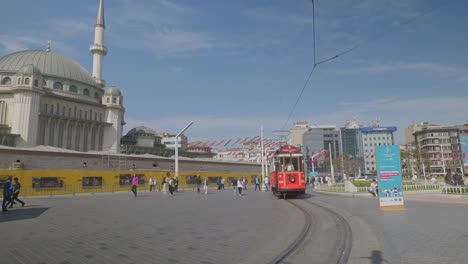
top-left (288, 121), bottom-right (310, 147)
top-left (120, 126), bottom-right (173, 157)
top-left (361, 126), bottom-right (396, 174)
top-left (414, 126), bottom-right (463, 176)
top-left (0, 0), bottom-right (124, 152)
top-left (341, 121), bottom-right (363, 158)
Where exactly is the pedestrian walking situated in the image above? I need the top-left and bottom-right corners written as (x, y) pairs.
top-left (162, 177), bottom-right (169, 193)
top-left (254, 176), bottom-right (260, 191)
top-left (131, 174), bottom-right (139, 197)
top-left (221, 178), bottom-right (225, 190)
top-left (237, 178), bottom-right (243, 195)
top-left (311, 176), bottom-right (316, 188)
top-left (203, 177), bottom-right (209, 194)
top-left (217, 178), bottom-right (221, 190)
top-left (174, 177), bottom-right (179, 192)
top-left (8, 177), bottom-right (25, 208)
top-left (2, 176), bottom-right (13, 212)
top-left (149, 177), bottom-right (156, 192)
top-left (369, 179), bottom-right (378, 198)
top-left (232, 178), bottom-right (238, 195)
top-left (242, 177), bottom-right (247, 190)
top-left (264, 176), bottom-right (269, 191)
top-left (196, 176), bottom-right (202, 194)
top-left (168, 178), bottom-right (175, 196)
top-left (430, 174), bottom-right (437, 184)
top-left (412, 174), bottom-right (418, 183)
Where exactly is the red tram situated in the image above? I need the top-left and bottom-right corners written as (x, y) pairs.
top-left (269, 145), bottom-right (306, 198)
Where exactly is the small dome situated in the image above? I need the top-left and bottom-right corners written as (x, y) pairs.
top-left (18, 64), bottom-right (42, 75)
top-left (126, 126), bottom-right (158, 136)
top-left (105, 85), bottom-right (122, 96)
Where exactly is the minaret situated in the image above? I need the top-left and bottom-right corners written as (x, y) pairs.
top-left (89, 0), bottom-right (107, 88)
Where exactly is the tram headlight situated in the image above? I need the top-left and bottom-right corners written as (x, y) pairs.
top-left (289, 175), bottom-right (296, 183)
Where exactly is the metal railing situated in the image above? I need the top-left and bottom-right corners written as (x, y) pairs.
top-left (0, 182), bottom-right (239, 198)
top-left (440, 186), bottom-right (468, 195)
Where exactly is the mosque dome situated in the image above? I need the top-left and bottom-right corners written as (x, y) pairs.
top-left (0, 50), bottom-right (98, 87)
top-left (18, 64), bottom-right (42, 75)
top-left (126, 126), bottom-right (158, 136)
top-left (104, 85), bottom-right (122, 96)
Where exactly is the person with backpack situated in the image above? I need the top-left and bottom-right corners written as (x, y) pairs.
top-left (168, 178), bottom-right (175, 196)
top-left (196, 176), bottom-right (202, 194)
top-left (203, 177), bottom-right (209, 194)
top-left (2, 176), bottom-right (14, 212)
top-left (232, 178), bottom-right (238, 196)
top-left (131, 174), bottom-right (139, 197)
top-left (254, 176), bottom-right (260, 191)
top-left (8, 177), bottom-right (25, 208)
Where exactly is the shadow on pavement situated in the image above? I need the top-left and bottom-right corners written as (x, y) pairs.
top-left (0, 207), bottom-right (48, 223)
top-left (361, 250), bottom-right (390, 264)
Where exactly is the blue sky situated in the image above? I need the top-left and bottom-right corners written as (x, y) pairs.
top-left (1, 0), bottom-right (468, 144)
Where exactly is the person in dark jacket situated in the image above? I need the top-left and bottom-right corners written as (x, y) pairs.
top-left (8, 177), bottom-right (25, 208)
top-left (196, 176), bottom-right (202, 194)
top-left (2, 176), bottom-right (13, 212)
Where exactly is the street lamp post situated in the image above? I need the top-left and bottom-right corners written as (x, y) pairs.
top-left (261, 126), bottom-right (266, 191)
top-left (175, 121), bottom-right (194, 178)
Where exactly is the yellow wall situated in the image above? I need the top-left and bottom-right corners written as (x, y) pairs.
top-left (0, 170), bottom-right (259, 197)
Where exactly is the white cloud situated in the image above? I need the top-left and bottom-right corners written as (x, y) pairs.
top-left (336, 61), bottom-right (468, 81)
top-left (125, 96), bottom-right (468, 144)
top-left (0, 35), bottom-right (44, 54)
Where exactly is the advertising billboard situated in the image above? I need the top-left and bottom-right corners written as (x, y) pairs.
top-left (461, 136), bottom-right (468, 167)
top-left (376, 145), bottom-right (405, 210)
top-left (361, 127), bottom-right (397, 132)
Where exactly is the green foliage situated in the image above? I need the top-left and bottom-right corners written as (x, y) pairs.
top-left (351, 181), bottom-right (372, 187)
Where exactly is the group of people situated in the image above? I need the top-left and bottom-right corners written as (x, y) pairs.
top-left (2, 176), bottom-right (25, 212)
top-left (129, 174), bottom-right (272, 197)
top-left (130, 174), bottom-right (179, 197)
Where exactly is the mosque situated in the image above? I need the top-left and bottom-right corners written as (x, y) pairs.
top-left (0, 0), bottom-right (124, 153)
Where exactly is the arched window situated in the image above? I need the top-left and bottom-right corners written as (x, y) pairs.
top-left (91, 127), bottom-right (97, 150)
top-left (75, 126), bottom-right (81, 151)
top-left (112, 97), bottom-right (117, 104)
top-left (1, 77), bottom-right (11, 85)
top-left (53, 82), bottom-right (63, 90)
top-left (98, 127), bottom-right (104, 151)
top-left (50, 105), bottom-right (54, 115)
top-left (0, 101), bottom-right (7, 124)
top-left (38, 119), bottom-right (46, 145)
top-left (106, 97), bottom-right (110, 103)
top-left (69, 85), bottom-right (77, 93)
top-left (34, 79), bottom-right (39, 87)
top-left (83, 89), bottom-right (90, 96)
top-left (48, 121), bottom-right (56, 146)
top-left (94, 92), bottom-right (100, 99)
top-left (58, 122), bottom-right (65, 148)
top-left (83, 127), bottom-right (89, 152)
top-left (25, 78), bottom-right (30, 85)
top-left (66, 124), bottom-right (73, 149)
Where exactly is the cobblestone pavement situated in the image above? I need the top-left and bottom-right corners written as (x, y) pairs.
top-left (0, 188), bottom-right (303, 264)
top-left (312, 192), bottom-right (468, 264)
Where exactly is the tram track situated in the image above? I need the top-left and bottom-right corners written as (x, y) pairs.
top-left (272, 197), bottom-right (352, 264)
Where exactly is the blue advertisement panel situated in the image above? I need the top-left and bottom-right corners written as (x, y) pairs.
top-left (361, 126), bottom-right (397, 132)
top-left (461, 136), bottom-right (468, 167)
top-left (376, 145), bottom-right (405, 207)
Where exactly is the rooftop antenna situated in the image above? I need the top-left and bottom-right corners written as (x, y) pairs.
top-left (46, 40), bottom-right (51, 52)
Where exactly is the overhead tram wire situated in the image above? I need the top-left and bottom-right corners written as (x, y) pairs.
top-left (281, 1), bottom-right (444, 130)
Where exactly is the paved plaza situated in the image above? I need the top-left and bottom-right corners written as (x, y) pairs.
top-left (312, 191), bottom-right (468, 264)
top-left (0, 188), bottom-right (303, 264)
top-left (2, 187), bottom-right (468, 264)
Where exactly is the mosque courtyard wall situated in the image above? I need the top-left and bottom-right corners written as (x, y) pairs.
top-left (0, 147), bottom-right (261, 197)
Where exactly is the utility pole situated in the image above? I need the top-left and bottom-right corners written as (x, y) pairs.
top-left (329, 143), bottom-right (335, 184)
top-left (261, 125), bottom-right (266, 191)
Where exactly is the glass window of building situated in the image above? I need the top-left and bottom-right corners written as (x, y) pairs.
top-left (53, 82), bottom-right (63, 90)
